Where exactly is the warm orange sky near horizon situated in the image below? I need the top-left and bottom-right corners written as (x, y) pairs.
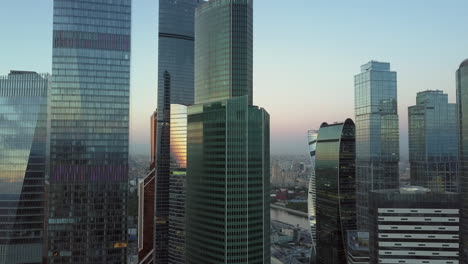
top-left (2, 0), bottom-right (468, 159)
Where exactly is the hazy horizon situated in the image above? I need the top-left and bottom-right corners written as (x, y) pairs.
top-left (2, 0), bottom-right (468, 159)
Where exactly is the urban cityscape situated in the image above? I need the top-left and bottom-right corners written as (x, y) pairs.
top-left (0, 0), bottom-right (468, 264)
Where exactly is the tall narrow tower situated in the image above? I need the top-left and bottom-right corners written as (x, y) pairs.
top-left (315, 119), bottom-right (357, 264)
top-left (186, 1), bottom-right (271, 263)
top-left (457, 58), bottom-right (468, 262)
top-left (48, 0), bottom-right (131, 263)
top-left (354, 61), bottom-right (399, 231)
top-left (0, 71), bottom-right (49, 264)
top-left (154, 1), bottom-right (199, 263)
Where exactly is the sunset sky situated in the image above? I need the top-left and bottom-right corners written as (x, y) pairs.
top-left (2, 0), bottom-right (468, 158)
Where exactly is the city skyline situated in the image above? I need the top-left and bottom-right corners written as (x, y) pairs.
top-left (1, 1), bottom-right (468, 264)
top-left (2, 1), bottom-right (468, 157)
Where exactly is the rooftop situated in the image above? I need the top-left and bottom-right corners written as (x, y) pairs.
top-left (461, 58), bottom-right (468, 68)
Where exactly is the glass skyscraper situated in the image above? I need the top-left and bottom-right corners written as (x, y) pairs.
top-left (408, 90), bottom-right (458, 192)
top-left (307, 129), bottom-right (318, 262)
top-left (168, 104), bottom-right (188, 264)
top-left (315, 119), bottom-right (356, 264)
top-left (354, 61), bottom-right (399, 231)
top-left (0, 71), bottom-right (49, 264)
top-left (185, 1), bottom-right (270, 263)
top-left (194, 0), bottom-right (253, 106)
top-left (154, 1), bottom-right (198, 263)
top-left (47, 1), bottom-right (131, 263)
top-left (457, 58), bottom-right (468, 262)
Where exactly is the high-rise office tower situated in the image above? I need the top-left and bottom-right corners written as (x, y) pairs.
top-left (307, 129), bottom-right (318, 262)
top-left (47, 1), bottom-right (131, 263)
top-left (369, 187), bottom-right (461, 264)
top-left (408, 90), bottom-right (458, 192)
top-left (154, 1), bottom-right (198, 263)
top-left (457, 58), bottom-right (468, 262)
top-left (0, 71), bottom-right (49, 264)
top-left (315, 119), bottom-right (357, 264)
top-left (354, 61), bottom-right (399, 231)
top-left (185, 1), bottom-right (270, 263)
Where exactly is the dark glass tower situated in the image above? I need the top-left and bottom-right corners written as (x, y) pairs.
top-left (315, 119), bottom-right (356, 264)
top-left (457, 58), bottom-right (468, 262)
top-left (0, 71), bottom-right (49, 264)
top-left (408, 90), bottom-right (458, 192)
top-left (186, 1), bottom-right (270, 263)
top-left (154, 1), bottom-right (198, 263)
top-left (354, 61), bottom-right (399, 231)
top-left (47, 1), bottom-right (131, 263)
top-left (194, 0), bottom-right (253, 105)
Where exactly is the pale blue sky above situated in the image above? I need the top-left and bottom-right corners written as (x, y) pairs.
top-left (1, 0), bottom-right (468, 158)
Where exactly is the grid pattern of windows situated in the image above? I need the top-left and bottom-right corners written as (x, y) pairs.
top-left (48, 1), bottom-right (131, 263)
top-left (157, 0), bottom-right (198, 109)
top-left (186, 96), bottom-right (270, 264)
top-left (369, 189), bottom-right (461, 264)
top-left (0, 72), bottom-right (49, 264)
top-left (186, 1), bottom-right (269, 263)
top-left (155, 2), bottom-right (198, 263)
top-left (408, 90), bottom-right (459, 192)
top-left (457, 59), bottom-right (468, 263)
top-left (315, 120), bottom-right (357, 264)
top-left (194, 0), bottom-right (253, 105)
top-left (354, 61), bottom-right (399, 231)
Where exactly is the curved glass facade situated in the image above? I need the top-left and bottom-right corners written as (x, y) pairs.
top-left (315, 119), bottom-right (356, 264)
top-left (0, 72), bottom-right (49, 264)
top-left (408, 90), bottom-right (458, 192)
top-left (48, 1), bottom-right (131, 262)
top-left (307, 129), bottom-right (318, 261)
top-left (457, 59), bottom-right (468, 262)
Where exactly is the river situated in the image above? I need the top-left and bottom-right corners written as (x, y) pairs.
top-left (270, 206), bottom-right (310, 230)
